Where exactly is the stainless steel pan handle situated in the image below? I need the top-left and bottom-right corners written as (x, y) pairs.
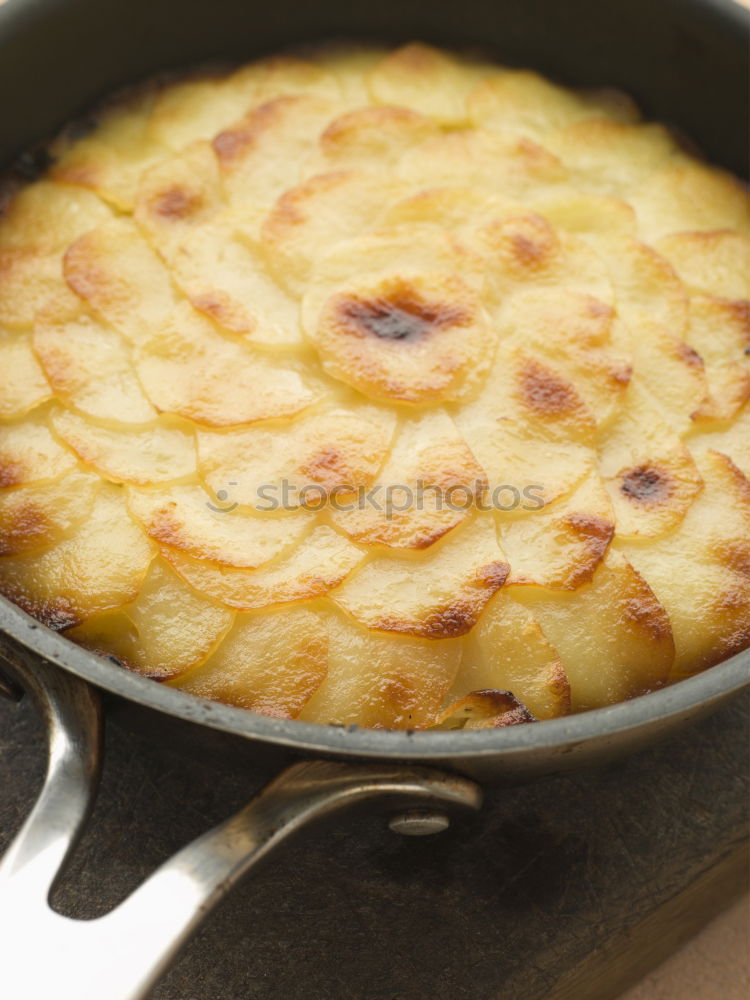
top-left (0, 656), bottom-right (481, 1000)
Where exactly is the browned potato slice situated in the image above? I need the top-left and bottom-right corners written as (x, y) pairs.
top-left (66, 557), bottom-right (233, 679)
top-left (197, 404), bottom-right (395, 508)
top-left (134, 141), bottom-right (224, 262)
top-left (0, 483), bottom-right (154, 629)
top-left (331, 408), bottom-right (487, 550)
top-left (0, 181), bottom-right (111, 252)
top-left (0, 416), bottom-right (77, 487)
top-left (163, 525), bottom-right (365, 610)
top-left (655, 230), bottom-right (750, 301)
top-left (317, 105), bottom-right (437, 169)
top-left (367, 43), bottom-right (487, 124)
top-left (169, 605), bottom-right (328, 717)
top-left (51, 409), bottom-right (196, 485)
top-left (330, 515), bottom-right (508, 639)
top-left (687, 296), bottom-right (750, 422)
top-left (0, 469), bottom-right (100, 556)
top-left (127, 485), bottom-right (311, 568)
top-left (620, 450), bottom-right (750, 679)
top-left (0, 250), bottom-right (68, 328)
top-left (135, 302), bottom-right (328, 426)
top-left (598, 382), bottom-right (704, 539)
top-left (455, 591), bottom-right (570, 720)
top-left (261, 170), bottom-right (402, 296)
top-left (499, 472), bottom-right (614, 590)
top-left (435, 691), bottom-right (536, 729)
top-left (0, 331), bottom-right (51, 418)
top-left (63, 218), bottom-right (179, 346)
top-left (33, 309), bottom-right (156, 424)
top-left (51, 90), bottom-right (168, 211)
top-left (510, 549), bottom-right (674, 711)
top-left (630, 161), bottom-right (750, 241)
top-left (468, 70), bottom-right (637, 142)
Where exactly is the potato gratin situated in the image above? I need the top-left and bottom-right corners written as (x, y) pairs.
top-left (0, 43), bottom-right (749, 729)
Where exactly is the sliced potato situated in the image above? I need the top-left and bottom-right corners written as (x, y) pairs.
top-left (0, 416), bottom-right (77, 487)
top-left (0, 250), bottom-right (68, 328)
top-left (0, 181), bottom-right (111, 252)
top-left (0, 468), bottom-right (100, 556)
top-left (687, 295), bottom-right (750, 422)
top-left (317, 105), bottom-right (437, 168)
top-left (0, 330), bottom-right (51, 418)
top-left (655, 230), bottom-right (750, 301)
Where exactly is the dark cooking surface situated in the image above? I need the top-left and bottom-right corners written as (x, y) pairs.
top-left (1, 691), bottom-right (747, 1000)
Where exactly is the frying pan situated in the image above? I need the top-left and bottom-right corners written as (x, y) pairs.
top-left (0, 1), bottom-right (748, 997)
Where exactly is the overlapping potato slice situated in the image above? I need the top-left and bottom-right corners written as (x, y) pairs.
top-left (63, 218), bottom-right (179, 345)
top-left (546, 120), bottom-right (679, 196)
top-left (135, 302), bottom-right (328, 426)
top-left (655, 230), bottom-right (750, 301)
top-left (0, 483), bottom-right (154, 629)
top-left (631, 161), bottom-right (750, 241)
top-left (163, 524), bottom-right (364, 610)
top-left (134, 141), bottom-right (223, 262)
top-left (455, 345), bottom-right (596, 511)
top-left (331, 408), bottom-right (486, 549)
top-left (510, 549), bottom-right (674, 711)
top-left (317, 105), bottom-right (437, 169)
top-left (688, 402), bottom-right (750, 480)
top-left (261, 170), bottom-right (402, 296)
top-left (51, 409), bottom-right (196, 485)
top-left (0, 181), bottom-right (112, 252)
top-left (197, 404), bottom-right (395, 508)
top-left (50, 89), bottom-right (168, 210)
top-left (0, 468), bottom-right (99, 556)
top-left (33, 308), bottom-right (156, 424)
top-left (0, 415), bottom-right (77, 487)
top-left (686, 296), bottom-right (750, 421)
top-left (434, 691), bottom-right (536, 729)
top-left (127, 485), bottom-right (311, 568)
top-left (299, 606), bottom-right (462, 728)
top-left (303, 226), bottom-right (492, 404)
top-left (532, 193), bottom-right (637, 243)
top-left (498, 472), bottom-right (614, 590)
top-left (213, 95), bottom-right (342, 214)
top-left (167, 215), bottom-right (302, 346)
top-left (619, 450), bottom-right (750, 679)
top-left (331, 515), bottom-right (508, 639)
top-left (467, 69), bottom-right (636, 142)
top-left (0, 330), bottom-right (51, 418)
top-left (456, 591), bottom-right (570, 720)
top-left (500, 288), bottom-right (628, 427)
top-left (0, 250), bottom-right (68, 328)
top-left (65, 557), bottom-right (234, 679)
top-left (597, 382), bottom-right (704, 539)
top-left (596, 237), bottom-right (688, 335)
top-left (169, 605), bottom-right (328, 717)
top-left (367, 43), bottom-right (487, 124)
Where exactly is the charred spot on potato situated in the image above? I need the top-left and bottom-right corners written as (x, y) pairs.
top-left (334, 281), bottom-right (473, 342)
top-left (151, 186), bottom-right (202, 220)
top-left (621, 465), bottom-right (672, 505)
top-left (519, 358), bottom-right (583, 417)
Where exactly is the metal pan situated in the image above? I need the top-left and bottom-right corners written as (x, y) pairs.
top-left (0, 1), bottom-right (748, 997)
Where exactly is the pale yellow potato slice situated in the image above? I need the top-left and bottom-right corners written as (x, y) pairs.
top-left (686, 295), bottom-right (750, 421)
top-left (367, 43), bottom-right (487, 125)
top-left (135, 302), bottom-right (328, 426)
top-left (630, 161), bottom-right (750, 241)
top-left (0, 469), bottom-right (100, 556)
top-left (331, 408), bottom-right (487, 550)
top-left (33, 309), bottom-right (156, 424)
top-left (63, 218), bottom-right (180, 346)
top-left (0, 416), bottom-right (77, 487)
top-left (620, 450), bottom-right (750, 679)
top-left (169, 605), bottom-right (328, 717)
top-left (134, 141), bottom-right (224, 263)
top-left (330, 515), bottom-right (509, 639)
top-left (51, 409), bottom-right (196, 485)
top-left (299, 606), bottom-right (462, 728)
top-left (197, 404), bottom-right (395, 508)
top-left (598, 382), bottom-right (704, 539)
top-left (169, 215), bottom-right (302, 346)
top-left (0, 483), bottom-right (154, 629)
top-left (163, 524), bottom-right (365, 610)
top-left (50, 89), bottom-right (168, 210)
top-left (0, 181), bottom-right (111, 252)
top-left (499, 472), bottom-right (614, 590)
top-left (510, 549), bottom-right (674, 711)
top-left (316, 104), bottom-right (438, 168)
top-left (456, 591), bottom-right (570, 720)
top-left (0, 250), bottom-right (68, 328)
top-left (688, 402), bottom-right (750, 480)
top-left (261, 170), bottom-right (402, 296)
top-left (0, 331), bottom-right (51, 418)
top-left (127, 484), bottom-right (311, 568)
top-left (597, 237), bottom-right (688, 336)
top-left (67, 557), bottom-right (233, 679)
top-left (655, 230), bottom-right (750, 301)
top-left (532, 193), bottom-right (637, 242)
top-left (468, 70), bottom-right (636, 142)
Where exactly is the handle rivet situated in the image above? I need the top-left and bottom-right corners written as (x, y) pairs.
top-left (388, 809), bottom-right (450, 836)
